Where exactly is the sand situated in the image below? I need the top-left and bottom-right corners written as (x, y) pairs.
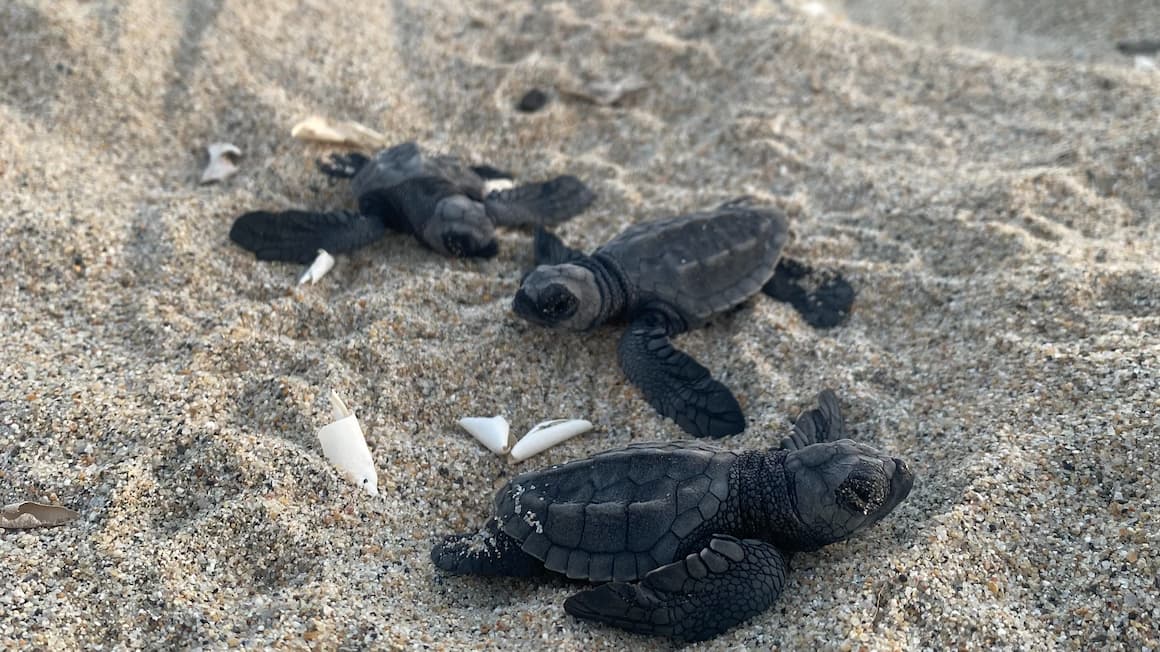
top-left (1, 0), bottom-right (1157, 649)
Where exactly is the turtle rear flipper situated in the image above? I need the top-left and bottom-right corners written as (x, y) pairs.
top-left (761, 257), bottom-right (855, 329)
top-left (316, 152), bottom-right (371, 179)
top-left (229, 210), bottom-right (387, 263)
top-left (485, 175), bottom-right (596, 227)
top-left (618, 312), bottom-right (745, 438)
top-left (780, 389), bottom-right (846, 450)
top-left (431, 520), bottom-right (544, 577)
top-left (563, 535), bottom-right (787, 642)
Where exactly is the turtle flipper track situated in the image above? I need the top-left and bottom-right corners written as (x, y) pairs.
top-left (431, 520), bottom-right (544, 577)
top-left (533, 227), bottom-right (586, 266)
top-left (316, 152), bottom-right (371, 179)
top-left (229, 210), bottom-right (387, 263)
top-left (563, 535), bottom-right (787, 642)
top-left (485, 175), bottom-right (596, 227)
top-left (617, 312), bottom-right (745, 438)
top-left (780, 389), bottom-right (846, 450)
top-left (761, 258), bottom-right (855, 329)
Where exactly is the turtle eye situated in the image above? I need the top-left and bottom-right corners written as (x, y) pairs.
top-left (540, 284), bottom-right (578, 319)
top-left (836, 471), bottom-right (885, 515)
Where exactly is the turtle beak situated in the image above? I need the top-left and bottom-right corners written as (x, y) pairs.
top-left (889, 458), bottom-right (914, 503)
top-left (512, 289), bottom-right (547, 325)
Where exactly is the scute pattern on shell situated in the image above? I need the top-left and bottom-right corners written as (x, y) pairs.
top-left (350, 142), bottom-right (487, 200)
top-left (495, 442), bottom-right (738, 582)
top-left (597, 207), bottom-right (789, 326)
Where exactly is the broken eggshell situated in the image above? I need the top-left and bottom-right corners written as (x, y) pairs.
top-left (298, 249), bottom-right (336, 286)
top-left (1, 501), bottom-right (81, 529)
top-left (509, 419), bottom-right (594, 463)
top-left (199, 142), bottom-right (242, 184)
top-left (290, 116), bottom-right (386, 149)
top-left (458, 415), bottom-right (512, 455)
top-left (317, 390), bottom-right (379, 496)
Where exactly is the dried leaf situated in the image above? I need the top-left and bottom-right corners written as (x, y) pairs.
top-left (199, 142), bottom-right (243, 184)
top-left (290, 116), bottom-right (386, 149)
top-left (1, 501), bottom-right (81, 529)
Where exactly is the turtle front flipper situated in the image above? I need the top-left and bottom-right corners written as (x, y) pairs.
top-left (617, 312), bottom-right (745, 438)
top-left (484, 175), bottom-right (596, 227)
top-left (780, 388), bottom-right (847, 450)
top-left (563, 535), bottom-right (787, 642)
top-left (431, 519), bottom-right (544, 577)
top-left (533, 227), bottom-right (586, 265)
top-left (229, 210), bottom-right (388, 263)
top-left (762, 258), bottom-right (855, 329)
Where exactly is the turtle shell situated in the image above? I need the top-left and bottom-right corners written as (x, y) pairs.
top-left (350, 142), bottom-right (485, 200)
top-left (495, 441), bottom-right (738, 582)
top-left (597, 206), bottom-right (789, 327)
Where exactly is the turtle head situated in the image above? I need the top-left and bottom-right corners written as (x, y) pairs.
top-left (782, 440), bottom-right (913, 549)
top-left (513, 263), bottom-right (602, 330)
top-left (424, 196), bottom-right (499, 258)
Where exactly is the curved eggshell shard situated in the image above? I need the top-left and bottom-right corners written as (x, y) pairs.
top-left (481, 178), bottom-right (515, 195)
top-left (298, 249), bottom-right (336, 285)
top-left (509, 419), bottom-right (594, 463)
top-left (317, 392), bottom-right (379, 496)
top-left (458, 415), bottom-right (512, 455)
top-left (200, 142), bottom-right (242, 184)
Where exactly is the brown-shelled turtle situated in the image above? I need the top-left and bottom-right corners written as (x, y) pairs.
top-left (229, 141), bottom-right (596, 262)
top-left (431, 390), bottom-right (913, 642)
top-left (512, 199), bottom-right (855, 438)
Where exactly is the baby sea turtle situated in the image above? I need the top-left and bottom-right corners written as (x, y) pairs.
top-left (432, 390), bottom-right (913, 642)
top-left (512, 199), bottom-right (855, 438)
top-left (229, 141), bottom-right (596, 262)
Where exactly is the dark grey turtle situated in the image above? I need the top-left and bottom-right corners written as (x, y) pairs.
top-left (229, 141), bottom-right (596, 262)
top-left (512, 199), bottom-right (855, 438)
top-left (432, 390), bottom-right (913, 642)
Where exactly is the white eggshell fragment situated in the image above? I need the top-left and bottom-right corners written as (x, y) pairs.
top-left (481, 178), bottom-right (515, 195)
top-left (458, 415), bottom-right (512, 455)
top-left (317, 390), bottom-right (379, 496)
top-left (509, 419), bottom-right (594, 462)
top-left (298, 249), bottom-right (336, 285)
top-left (199, 142), bottom-right (242, 184)
top-left (290, 116), bottom-right (386, 149)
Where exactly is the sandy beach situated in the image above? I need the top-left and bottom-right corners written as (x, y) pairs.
top-left (2, 0), bottom-right (1158, 649)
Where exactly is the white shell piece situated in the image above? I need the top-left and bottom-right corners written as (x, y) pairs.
top-left (298, 249), bottom-right (336, 285)
top-left (290, 116), bottom-right (387, 148)
top-left (317, 390), bottom-right (379, 496)
top-left (199, 142), bottom-right (242, 184)
top-left (482, 178), bottom-right (515, 195)
top-left (458, 415), bottom-right (512, 455)
top-left (509, 419), bottom-right (594, 462)
top-left (1135, 56), bottom-right (1156, 71)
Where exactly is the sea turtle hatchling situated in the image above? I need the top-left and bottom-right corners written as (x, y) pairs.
top-left (431, 390), bottom-right (913, 642)
top-left (229, 141), bottom-right (596, 262)
top-left (512, 199), bottom-right (855, 438)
